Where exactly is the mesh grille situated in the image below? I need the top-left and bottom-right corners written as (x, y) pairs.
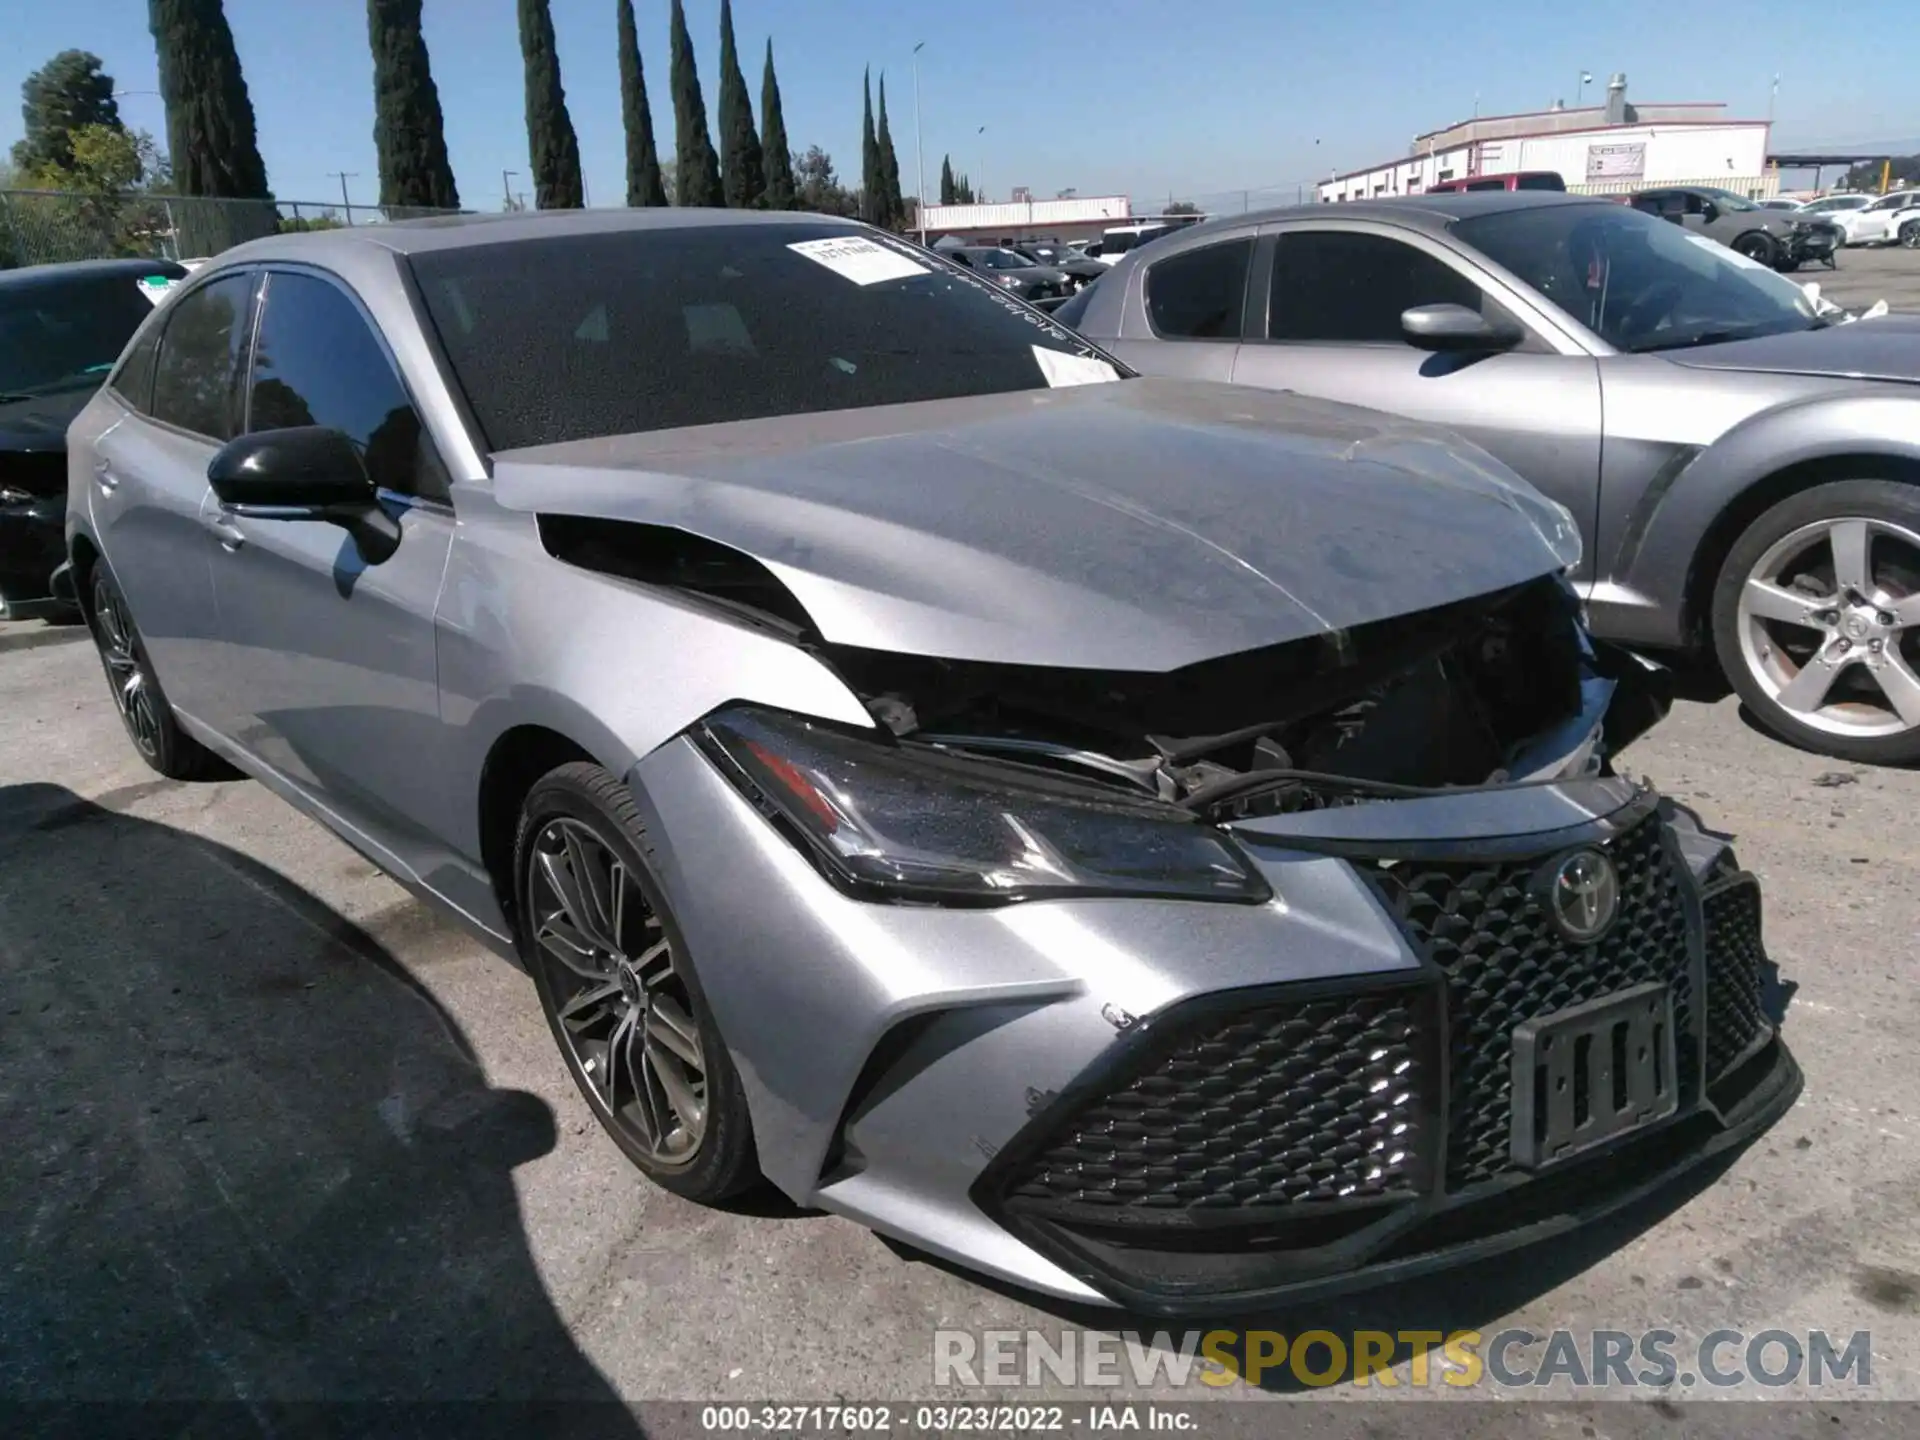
top-left (1377, 817), bottom-right (1695, 1189)
top-left (1703, 879), bottom-right (1768, 1077)
top-left (1004, 990), bottom-right (1432, 1214)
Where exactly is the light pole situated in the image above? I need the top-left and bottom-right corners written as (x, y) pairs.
top-left (912, 42), bottom-right (927, 243)
top-left (977, 125), bottom-right (987, 205)
top-left (328, 170), bottom-right (358, 219)
top-left (1577, 70), bottom-right (1592, 107)
top-left (502, 170), bottom-right (519, 210)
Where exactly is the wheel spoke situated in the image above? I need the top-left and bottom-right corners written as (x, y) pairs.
top-left (598, 1009), bottom-right (636, 1110)
top-left (626, 1020), bottom-right (670, 1145)
top-left (645, 1040), bottom-right (705, 1137)
top-left (558, 826), bottom-right (618, 952)
top-left (535, 910), bottom-right (607, 980)
top-left (1888, 593), bottom-right (1920, 630)
top-left (632, 934), bottom-right (672, 988)
top-left (1874, 653), bottom-right (1920, 727)
top-left (646, 998), bottom-right (703, 1070)
top-left (1828, 520), bottom-right (1872, 595)
top-left (558, 979), bottom-right (621, 1026)
top-left (1777, 654), bottom-right (1843, 713)
top-left (609, 860), bottom-right (631, 953)
top-left (1743, 577), bottom-right (1823, 627)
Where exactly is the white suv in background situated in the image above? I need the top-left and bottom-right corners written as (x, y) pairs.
top-left (1848, 190), bottom-right (1920, 247)
top-left (1791, 193), bottom-right (1876, 244)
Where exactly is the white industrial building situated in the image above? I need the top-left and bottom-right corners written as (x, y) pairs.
top-left (1316, 74), bottom-right (1775, 204)
top-left (917, 194), bottom-right (1134, 243)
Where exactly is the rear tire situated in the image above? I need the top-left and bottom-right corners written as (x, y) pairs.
top-left (513, 761), bottom-right (761, 1204)
top-left (87, 564), bottom-right (230, 781)
top-left (1901, 220), bottom-right (1920, 250)
top-left (1711, 480), bottom-right (1920, 765)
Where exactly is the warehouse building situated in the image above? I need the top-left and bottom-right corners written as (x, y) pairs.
top-left (1316, 73), bottom-right (1775, 204)
top-left (916, 193), bottom-right (1135, 243)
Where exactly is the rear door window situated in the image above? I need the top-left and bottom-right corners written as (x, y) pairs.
top-left (1267, 231), bottom-right (1483, 343)
top-left (148, 273), bottom-right (255, 440)
top-left (1144, 239), bottom-right (1253, 338)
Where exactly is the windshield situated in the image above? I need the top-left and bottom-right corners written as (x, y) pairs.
top-left (979, 249), bottom-right (1035, 270)
top-left (1454, 202), bottom-right (1823, 353)
top-left (0, 276), bottom-right (159, 399)
top-left (410, 223), bottom-right (1124, 451)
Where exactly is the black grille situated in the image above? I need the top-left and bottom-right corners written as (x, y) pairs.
top-left (1703, 878), bottom-right (1768, 1077)
top-left (1004, 989), bottom-right (1433, 1215)
top-left (1377, 818), bottom-right (1695, 1189)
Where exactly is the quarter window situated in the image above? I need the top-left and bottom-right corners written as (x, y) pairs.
top-left (112, 319), bottom-right (164, 414)
top-left (1268, 232), bottom-right (1484, 343)
top-left (1145, 239), bottom-right (1253, 339)
top-left (248, 272), bottom-right (445, 499)
top-left (147, 274), bottom-right (254, 440)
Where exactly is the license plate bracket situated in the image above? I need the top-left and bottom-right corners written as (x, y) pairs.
top-left (1511, 982), bottom-right (1678, 1170)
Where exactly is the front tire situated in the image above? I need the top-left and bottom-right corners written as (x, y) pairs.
top-left (1900, 220), bottom-right (1920, 250)
top-left (1732, 232), bottom-right (1779, 267)
top-left (87, 564), bottom-right (229, 780)
top-left (513, 761), bottom-right (760, 1203)
top-left (1711, 481), bottom-right (1920, 764)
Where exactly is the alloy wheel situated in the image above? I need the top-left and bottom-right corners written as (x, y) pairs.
top-left (1901, 221), bottom-right (1920, 250)
top-left (526, 817), bottom-right (707, 1165)
top-left (92, 574), bottom-right (162, 759)
top-left (1734, 516), bottom-right (1920, 739)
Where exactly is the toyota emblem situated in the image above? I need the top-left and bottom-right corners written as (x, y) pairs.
top-left (1544, 849), bottom-right (1620, 944)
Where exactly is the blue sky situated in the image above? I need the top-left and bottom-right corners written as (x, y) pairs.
top-left (4, 0), bottom-right (1916, 213)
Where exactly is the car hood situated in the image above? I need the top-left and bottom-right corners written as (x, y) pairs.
top-left (1665, 316), bottom-right (1920, 384)
top-left (0, 385), bottom-right (91, 453)
top-left (489, 378), bottom-right (1581, 671)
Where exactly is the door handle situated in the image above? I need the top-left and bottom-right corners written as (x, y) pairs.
top-left (207, 514), bottom-right (247, 552)
top-left (93, 456), bottom-right (120, 492)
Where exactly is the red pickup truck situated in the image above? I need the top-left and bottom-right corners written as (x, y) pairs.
top-left (1425, 171), bottom-right (1567, 194)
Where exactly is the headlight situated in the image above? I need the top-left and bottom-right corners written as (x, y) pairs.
top-left (998, 273), bottom-right (1023, 288)
top-left (699, 706), bottom-right (1271, 905)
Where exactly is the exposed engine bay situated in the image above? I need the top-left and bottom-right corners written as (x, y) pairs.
top-left (540, 516), bottom-right (1668, 821)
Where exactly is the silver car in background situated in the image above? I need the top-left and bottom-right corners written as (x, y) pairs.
top-left (1060, 192), bottom-right (1920, 764)
top-left (62, 209), bottom-right (1797, 1313)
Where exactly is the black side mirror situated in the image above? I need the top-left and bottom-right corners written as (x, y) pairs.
top-left (207, 426), bottom-right (402, 564)
top-left (1400, 303), bottom-right (1525, 353)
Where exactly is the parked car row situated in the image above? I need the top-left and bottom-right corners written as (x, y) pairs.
top-left (1766, 190), bottom-right (1920, 249)
top-left (46, 207), bottom-right (1799, 1316)
top-left (1058, 190), bottom-right (1920, 764)
top-left (1626, 186), bottom-right (1842, 271)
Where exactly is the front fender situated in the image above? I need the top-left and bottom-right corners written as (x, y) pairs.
top-left (1619, 389), bottom-right (1920, 637)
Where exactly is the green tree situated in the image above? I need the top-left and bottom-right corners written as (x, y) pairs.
top-left (759, 40), bottom-right (795, 209)
top-left (516, 0), bottom-right (583, 208)
top-left (715, 0), bottom-right (763, 208)
top-left (1165, 200), bottom-right (1200, 215)
top-left (367, 0), bottom-right (459, 210)
top-left (793, 144), bottom-right (854, 217)
top-left (859, 69), bottom-right (879, 225)
top-left (12, 50), bottom-right (122, 174)
top-left (939, 154), bottom-right (955, 206)
top-left (875, 73), bottom-right (903, 230)
top-left (149, 0), bottom-right (273, 201)
top-left (616, 0), bottom-right (667, 205)
top-left (669, 0), bottom-right (721, 206)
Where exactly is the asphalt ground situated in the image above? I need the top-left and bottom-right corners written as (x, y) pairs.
top-left (2, 611), bottom-right (1918, 1438)
top-left (1799, 240), bottom-right (1920, 314)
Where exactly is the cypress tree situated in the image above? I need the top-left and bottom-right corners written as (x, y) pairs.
top-left (859, 69), bottom-right (879, 226)
top-left (715, 0), bottom-right (763, 208)
top-left (367, 0), bottom-right (459, 210)
top-left (516, 0), bottom-right (583, 208)
top-left (616, 0), bottom-right (667, 205)
top-left (669, 0), bottom-right (722, 206)
top-left (939, 154), bottom-right (955, 207)
top-left (148, 0), bottom-right (271, 199)
top-left (875, 73), bottom-right (903, 230)
top-left (13, 51), bottom-right (122, 174)
top-left (759, 40), bottom-right (795, 209)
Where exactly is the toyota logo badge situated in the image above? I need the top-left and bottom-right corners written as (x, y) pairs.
top-left (1544, 849), bottom-right (1620, 944)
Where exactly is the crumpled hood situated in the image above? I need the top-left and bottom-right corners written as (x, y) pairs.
top-left (489, 378), bottom-right (1581, 671)
top-left (1666, 316), bottom-right (1920, 385)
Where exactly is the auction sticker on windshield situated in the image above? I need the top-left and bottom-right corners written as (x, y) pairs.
top-left (137, 274), bottom-right (180, 306)
top-left (788, 236), bottom-right (929, 286)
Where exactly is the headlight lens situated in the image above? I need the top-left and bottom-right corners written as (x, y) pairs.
top-left (699, 706), bottom-right (1270, 905)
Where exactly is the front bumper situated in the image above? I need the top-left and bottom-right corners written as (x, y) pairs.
top-left (629, 740), bottom-right (1797, 1313)
top-left (1785, 225), bottom-right (1839, 262)
top-left (0, 495), bottom-right (73, 617)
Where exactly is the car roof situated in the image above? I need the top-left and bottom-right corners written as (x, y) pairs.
top-left (1159, 189), bottom-right (1613, 242)
top-left (0, 256), bottom-right (188, 289)
top-left (212, 206), bottom-right (863, 266)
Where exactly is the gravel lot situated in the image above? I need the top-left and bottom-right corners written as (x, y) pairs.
top-left (2, 614), bottom-right (1917, 1434)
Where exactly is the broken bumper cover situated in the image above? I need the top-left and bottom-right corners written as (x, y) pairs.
top-left (628, 739), bottom-right (1797, 1314)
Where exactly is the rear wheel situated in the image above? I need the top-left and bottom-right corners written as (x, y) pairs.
top-left (1901, 220), bottom-right (1920, 250)
top-left (1711, 481), bottom-right (1920, 764)
top-left (513, 761), bottom-right (760, 1203)
top-left (88, 565), bottom-right (229, 780)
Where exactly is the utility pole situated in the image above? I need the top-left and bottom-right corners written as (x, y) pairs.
top-left (502, 170), bottom-right (519, 210)
top-left (328, 171), bottom-right (358, 220)
top-left (976, 125), bottom-right (986, 204)
top-left (912, 42), bottom-right (927, 243)
top-left (1767, 73), bottom-right (1780, 127)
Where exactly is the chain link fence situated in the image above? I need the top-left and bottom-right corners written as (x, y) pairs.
top-left (0, 190), bottom-right (465, 270)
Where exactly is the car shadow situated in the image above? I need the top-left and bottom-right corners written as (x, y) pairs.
top-left (0, 782), bottom-right (641, 1435)
top-left (888, 1125), bottom-right (1758, 1394)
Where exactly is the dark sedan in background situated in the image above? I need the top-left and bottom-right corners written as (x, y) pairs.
top-left (1011, 241), bottom-right (1107, 290)
top-left (2, 257), bottom-right (186, 619)
top-left (1059, 192), bottom-right (1920, 763)
top-left (935, 244), bottom-right (1074, 307)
